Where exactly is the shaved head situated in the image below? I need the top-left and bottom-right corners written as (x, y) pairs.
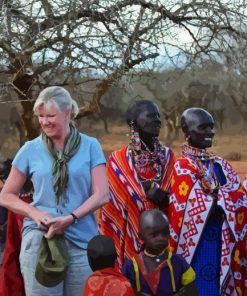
top-left (181, 107), bottom-right (214, 135)
top-left (139, 209), bottom-right (170, 254)
top-left (139, 209), bottom-right (169, 233)
top-left (180, 107), bottom-right (215, 149)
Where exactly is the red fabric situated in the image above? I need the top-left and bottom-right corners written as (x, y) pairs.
top-left (0, 196), bottom-right (31, 296)
top-left (168, 156), bottom-right (247, 295)
top-left (99, 146), bottom-right (175, 269)
top-left (84, 267), bottom-right (135, 296)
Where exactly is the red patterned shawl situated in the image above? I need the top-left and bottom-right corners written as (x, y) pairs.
top-left (0, 195), bottom-right (32, 296)
top-left (99, 146), bottom-right (175, 269)
top-left (168, 156), bottom-right (247, 295)
top-left (84, 267), bottom-right (134, 296)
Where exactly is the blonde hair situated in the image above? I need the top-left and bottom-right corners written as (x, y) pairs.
top-left (33, 86), bottom-right (79, 119)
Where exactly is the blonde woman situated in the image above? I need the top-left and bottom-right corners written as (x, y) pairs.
top-left (0, 86), bottom-right (109, 295)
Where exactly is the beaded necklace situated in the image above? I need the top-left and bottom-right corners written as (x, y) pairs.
top-left (182, 144), bottom-right (219, 194)
top-left (128, 121), bottom-right (166, 188)
top-left (182, 144), bottom-right (214, 161)
top-left (130, 137), bottom-right (166, 187)
top-left (143, 248), bottom-right (167, 263)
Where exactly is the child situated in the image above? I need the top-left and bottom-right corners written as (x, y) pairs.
top-left (121, 209), bottom-right (198, 296)
top-left (84, 235), bottom-right (135, 296)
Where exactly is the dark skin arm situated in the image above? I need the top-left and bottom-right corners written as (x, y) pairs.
top-left (146, 186), bottom-right (170, 208)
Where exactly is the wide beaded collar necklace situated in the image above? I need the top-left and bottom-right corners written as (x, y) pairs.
top-left (182, 143), bottom-right (214, 161)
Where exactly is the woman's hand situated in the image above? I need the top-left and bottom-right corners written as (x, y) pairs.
top-left (43, 215), bottom-right (73, 239)
top-left (146, 187), bottom-right (170, 208)
top-left (28, 208), bottom-right (53, 231)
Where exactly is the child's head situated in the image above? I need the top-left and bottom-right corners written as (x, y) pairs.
top-left (139, 209), bottom-right (170, 254)
top-left (87, 235), bottom-right (117, 271)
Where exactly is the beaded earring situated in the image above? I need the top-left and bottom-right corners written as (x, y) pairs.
top-left (129, 120), bottom-right (141, 152)
top-left (185, 134), bottom-right (191, 142)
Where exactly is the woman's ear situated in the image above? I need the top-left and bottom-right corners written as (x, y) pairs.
top-left (129, 119), bottom-right (138, 132)
top-left (181, 115), bottom-right (191, 136)
top-left (65, 108), bottom-right (72, 119)
top-left (185, 134), bottom-right (191, 142)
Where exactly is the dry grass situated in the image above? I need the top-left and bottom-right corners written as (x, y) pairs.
top-left (224, 152), bottom-right (242, 161)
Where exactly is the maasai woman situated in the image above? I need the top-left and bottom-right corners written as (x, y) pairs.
top-left (99, 100), bottom-right (175, 268)
top-left (169, 108), bottom-right (247, 296)
top-left (0, 86), bottom-right (109, 295)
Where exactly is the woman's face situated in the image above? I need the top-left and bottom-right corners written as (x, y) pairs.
top-left (135, 103), bottom-right (161, 137)
top-left (37, 103), bottom-right (71, 140)
top-left (186, 111), bottom-right (215, 149)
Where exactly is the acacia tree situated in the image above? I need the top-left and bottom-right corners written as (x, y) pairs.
top-left (0, 0), bottom-right (246, 142)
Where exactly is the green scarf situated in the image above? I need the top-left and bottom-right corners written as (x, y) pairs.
top-left (42, 124), bottom-right (81, 204)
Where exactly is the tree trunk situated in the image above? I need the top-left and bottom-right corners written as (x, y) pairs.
top-left (11, 55), bottom-right (40, 142)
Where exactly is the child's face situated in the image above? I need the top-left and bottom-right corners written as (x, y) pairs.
top-left (141, 223), bottom-right (170, 254)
